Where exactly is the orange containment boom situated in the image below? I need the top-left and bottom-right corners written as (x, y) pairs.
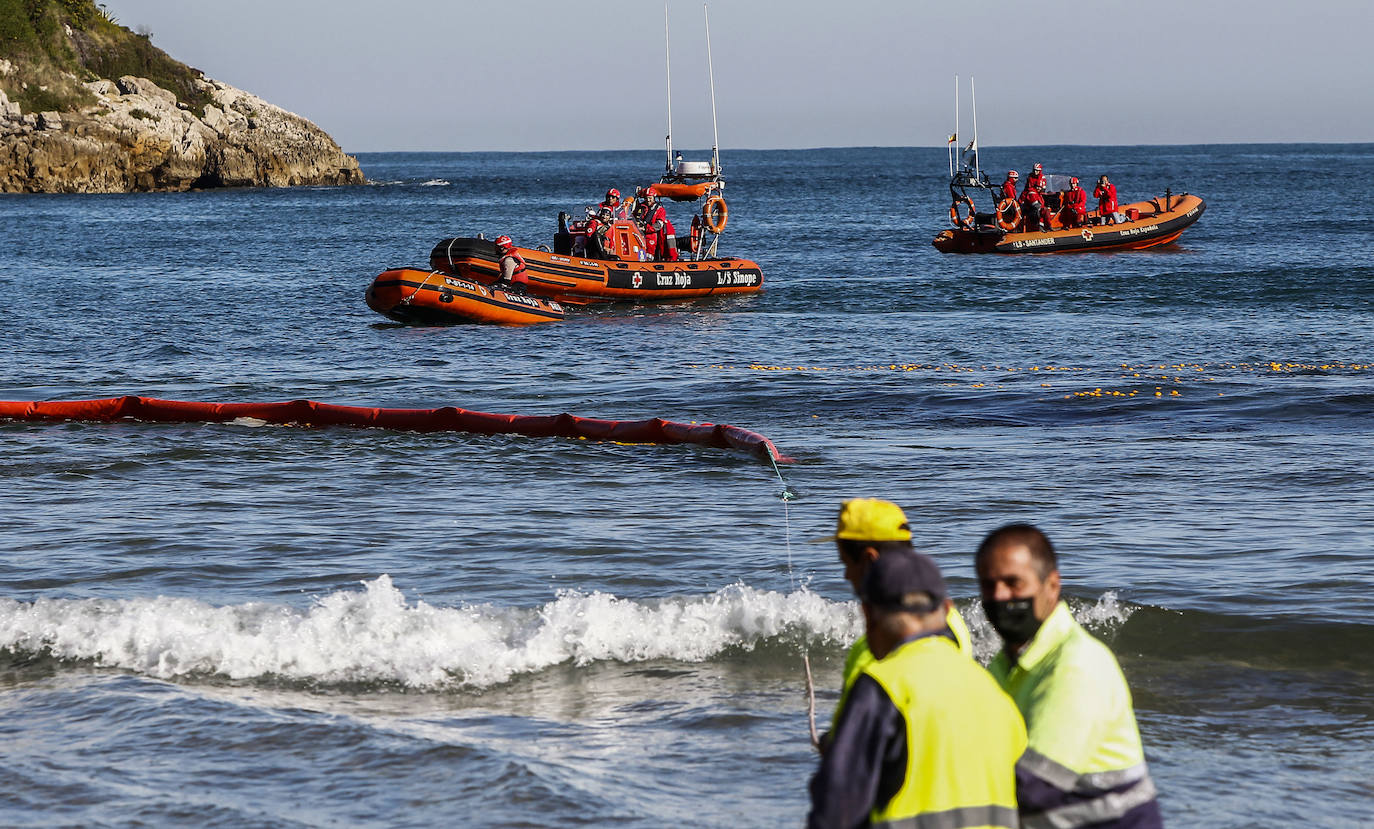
top-left (0, 396), bottom-right (794, 465)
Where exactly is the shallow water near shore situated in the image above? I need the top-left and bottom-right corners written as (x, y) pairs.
top-left (2, 144), bottom-right (1373, 827)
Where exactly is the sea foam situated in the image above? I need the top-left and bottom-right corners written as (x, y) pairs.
top-left (0, 576), bottom-right (859, 690)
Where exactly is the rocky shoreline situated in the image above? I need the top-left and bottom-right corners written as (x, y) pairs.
top-left (0, 69), bottom-right (364, 193)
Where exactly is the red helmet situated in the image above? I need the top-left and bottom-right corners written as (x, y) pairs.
top-left (644, 186), bottom-right (659, 197)
top-left (1070, 177), bottom-right (1079, 186)
top-left (606, 188), bottom-right (620, 200)
top-left (1008, 170), bottom-right (1019, 179)
top-left (1033, 162), bottom-right (1043, 172)
top-left (494, 235), bottom-right (513, 250)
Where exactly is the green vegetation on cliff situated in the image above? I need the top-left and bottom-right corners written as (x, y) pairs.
top-left (0, 0), bottom-right (211, 114)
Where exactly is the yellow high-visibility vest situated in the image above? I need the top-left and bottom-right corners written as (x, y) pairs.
top-left (863, 634), bottom-right (1026, 828)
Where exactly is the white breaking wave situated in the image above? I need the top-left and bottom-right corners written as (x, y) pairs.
top-left (0, 576), bottom-right (858, 690)
top-left (419, 179), bottom-right (450, 186)
top-left (961, 591), bottom-right (1140, 662)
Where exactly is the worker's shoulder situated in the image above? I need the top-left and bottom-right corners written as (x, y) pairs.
top-left (1048, 614), bottom-right (1128, 685)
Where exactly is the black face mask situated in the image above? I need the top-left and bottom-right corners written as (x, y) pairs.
top-left (983, 598), bottom-right (1043, 648)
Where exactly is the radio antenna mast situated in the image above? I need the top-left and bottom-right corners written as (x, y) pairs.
top-left (970, 75), bottom-right (980, 179)
top-left (704, 3), bottom-right (721, 176)
top-left (664, 1), bottom-right (674, 175)
top-left (950, 75), bottom-right (959, 176)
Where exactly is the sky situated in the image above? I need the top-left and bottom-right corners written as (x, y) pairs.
top-left (102, 0), bottom-right (1373, 153)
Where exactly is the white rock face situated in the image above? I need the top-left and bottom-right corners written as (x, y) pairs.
top-left (0, 89), bottom-right (21, 123)
top-left (0, 73), bottom-right (364, 193)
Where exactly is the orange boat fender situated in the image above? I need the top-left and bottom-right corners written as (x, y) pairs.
top-left (996, 198), bottom-right (1021, 231)
top-left (950, 196), bottom-right (976, 229)
top-left (689, 214), bottom-right (703, 252)
top-left (703, 196), bottom-right (729, 234)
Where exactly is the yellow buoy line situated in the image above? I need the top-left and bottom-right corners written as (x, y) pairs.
top-left (685, 361), bottom-right (1372, 400)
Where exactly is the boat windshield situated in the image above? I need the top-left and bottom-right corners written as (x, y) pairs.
top-left (1042, 174), bottom-right (1075, 193)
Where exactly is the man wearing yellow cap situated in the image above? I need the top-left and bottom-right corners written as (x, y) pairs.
top-left (821, 498), bottom-right (974, 722)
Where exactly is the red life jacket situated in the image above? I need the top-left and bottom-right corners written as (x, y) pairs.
top-left (501, 250), bottom-right (529, 284)
top-left (644, 203), bottom-right (667, 234)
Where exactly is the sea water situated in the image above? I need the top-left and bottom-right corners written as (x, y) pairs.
top-left (1, 145), bottom-right (1372, 827)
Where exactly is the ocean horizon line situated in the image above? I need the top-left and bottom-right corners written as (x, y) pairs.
top-left (347, 139), bottom-right (1374, 156)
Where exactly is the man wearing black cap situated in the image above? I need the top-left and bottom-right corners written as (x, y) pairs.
top-left (808, 550), bottom-right (1027, 829)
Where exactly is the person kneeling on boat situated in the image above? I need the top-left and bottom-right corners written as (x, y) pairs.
top-left (1020, 184), bottom-right (1051, 233)
top-left (1059, 177), bottom-right (1088, 229)
top-left (1094, 175), bottom-right (1119, 225)
top-left (641, 187), bottom-right (679, 261)
top-left (580, 207), bottom-right (613, 259)
top-left (494, 236), bottom-right (531, 290)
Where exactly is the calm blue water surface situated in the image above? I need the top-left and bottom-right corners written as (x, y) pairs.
top-left (2, 144), bottom-right (1372, 827)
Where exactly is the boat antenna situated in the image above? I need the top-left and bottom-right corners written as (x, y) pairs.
top-left (664, 0), bottom-right (674, 176)
top-left (950, 74), bottom-right (959, 177)
top-left (704, 2), bottom-right (721, 178)
top-left (970, 75), bottom-right (980, 180)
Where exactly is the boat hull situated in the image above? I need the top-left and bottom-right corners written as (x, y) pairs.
top-left (365, 269), bottom-right (566, 325)
top-left (932, 194), bottom-right (1205, 254)
top-left (428, 238), bottom-right (763, 302)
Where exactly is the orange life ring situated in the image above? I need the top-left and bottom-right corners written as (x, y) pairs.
top-left (703, 196), bottom-right (729, 234)
top-left (996, 199), bottom-right (1021, 231)
top-left (949, 197), bottom-right (976, 229)
top-left (689, 214), bottom-right (702, 252)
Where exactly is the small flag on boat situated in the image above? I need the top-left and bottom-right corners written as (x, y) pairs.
top-left (947, 133), bottom-right (957, 144)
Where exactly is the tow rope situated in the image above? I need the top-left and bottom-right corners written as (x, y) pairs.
top-left (763, 453), bottom-right (817, 749)
top-left (0, 396), bottom-right (793, 466)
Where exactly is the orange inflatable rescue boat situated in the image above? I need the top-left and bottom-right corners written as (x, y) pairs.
top-left (366, 269), bottom-right (565, 325)
top-left (932, 167), bottom-right (1204, 254)
top-left (365, 163), bottom-right (760, 324)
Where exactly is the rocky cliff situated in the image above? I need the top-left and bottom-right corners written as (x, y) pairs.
top-left (0, 1), bottom-right (363, 192)
top-left (0, 73), bottom-right (365, 192)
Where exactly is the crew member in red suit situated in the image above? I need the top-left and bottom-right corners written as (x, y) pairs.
top-left (630, 187), bottom-right (651, 226)
top-left (1094, 175), bottom-right (1119, 224)
top-left (581, 208), bottom-right (612, 258)
top-left (1000, 170), bottom-right (1019, 202)
top-left (1023, 162), bottom-right (1047, 197)
top-left (1059, 177), bottom-right (1088, 228)
top-left (494, 235), bottom-right (530, 289)
top-left (1019, 183), bottom-right (1049, 233)
top-left (640, 187), bottom-right (678, 261)
top-left (599, 188), bottom-right (628, 220)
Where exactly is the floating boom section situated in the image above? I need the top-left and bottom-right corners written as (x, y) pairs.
top-left (0, 397), bottom-right (793, 464)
